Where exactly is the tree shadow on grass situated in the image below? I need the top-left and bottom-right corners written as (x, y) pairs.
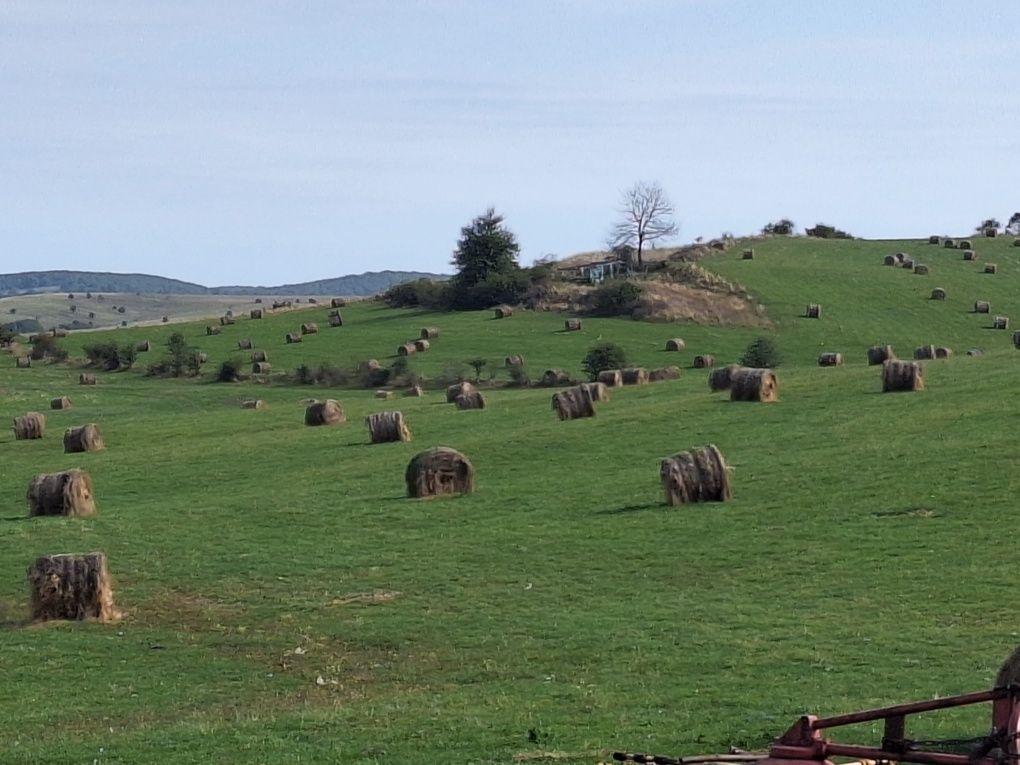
top-left (596, 502), bottom-right (662, 515)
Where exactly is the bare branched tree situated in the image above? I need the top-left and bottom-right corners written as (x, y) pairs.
top-left (608, 181), bottom-right (678, 268)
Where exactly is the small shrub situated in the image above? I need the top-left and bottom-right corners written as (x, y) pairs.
top-left (590, 280), bottom-right (642, 316)
top-left (507, 364), bottom-right (530, 387)
top-left (30, 334), bottom-right (68, 362)
top-left (762, 219), bottom-right (795, 235)
top-left (216, 358), bottom-right (243, 383)
top-left (582, 342), bottom-right (628, 380)
top-left (805, 223), bottom-right (853, 239)
top-left (740, 337), bottom-right (782, 368)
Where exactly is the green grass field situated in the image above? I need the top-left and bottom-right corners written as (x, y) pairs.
top-left (1, 235), bottom-right (1019, 764)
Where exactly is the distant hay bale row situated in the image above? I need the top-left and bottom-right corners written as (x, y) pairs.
top-left (708, 364), bottom-right (741, 391)
top-left (455, 391), bottom-right (486, 410)
top-left (305, 399), bottom-right (345, 426)
top-left (366, 411), bottom-right (411, 443)
top-left (621, 367), bottom-right (648, 385)
top-left (818, 352), bottom-right (843, 366)
top-left (660, 444), bottom-right (731, 506)
top-left (597, 369), bottom-right (623, 386)
top-left (805, 304), bottom-right (822, 319)
top-left (552, 386), bottom-right (596, 420)
top-left (729, 368), bottom-right (778, 402)
top-left (867, 345), bottom-right (895, 365)
top-left (665, 338), bottom-right (686, 351)
top-left (50, 396), bottom-right (72, 410)
top-left (405, 447), bottom-right (474, 498)
top-left (446, 382), bottom-right (474, 403)
top-left (28, 469), bottom-right (95, 517)
top-left (28, 552), bottom-right (119, 623)
top-left (494, 306), bottom-right (513, 319)
top-left (564, 319), bottom-right (582, 331)
top-left (63, 424), bottom-right (104, 453)
top-left (693, 355), bottom-right (714, 368)
top-left (882, 360), bottom-right (924, 392)
top-left (14, 412), bottom-right (45, 440)
top-left (649, 366), bottom-right (681, 381)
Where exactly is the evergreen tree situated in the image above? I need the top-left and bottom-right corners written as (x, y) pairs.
top-left (452, 208), bottom-right (520, 290)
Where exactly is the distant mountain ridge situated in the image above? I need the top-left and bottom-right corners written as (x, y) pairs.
top-left (0, 269), bottom-right (444, 297)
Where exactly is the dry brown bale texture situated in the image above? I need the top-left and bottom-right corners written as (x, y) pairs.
top-left (220, 316), bottom-right (235, 325)
top-left (944, 239), bottom-right (956, 248)
top-left (455, 391), bottom-right (486, 410)
top-left (135, 340), bottom-right (151, 352)
top-left (414, 339), bottom-right (430, 352)
top-left (331, 298), bottom-right (345, 308)
top-left (928, 235), bottom-right (940, 244)
top-left (63, 424), bottom-right (105, 453)
top-left (328, 314), bottom-right (342, 327)
top-left (301, 322), bottom-right (318, 335)
top-left (405, 447), bottom-right (474, 498)
top-left (882, 360), bottom-right (924, 392)
top-left (913, 345), bottom-right (936, 360)
top-left (79, 372), bottom-right (97, 385)
top-left (397, 343), bottom-right (417, 356)
top-left (541, 369), bottom-right (571, 387)
top-left (985, 263), bottom-right (998, 274)
top-left (252, 361), bottom-right (272, 374)
top-left (250, 309), bottom-right (263, 319)
top-left (934, 346), bottom-right (953, 359)
top-left (729, 367), bottom-right (778, 402)
top-left (597, 369), bottom-right (623, 386)
top-left (742, 248), bottom-right (754, 259)
top-left (621, 367), bottom-right (649, 385)
top-left (564, 319), bottom-right (582, 331)
top-left (1014, 330), bottom-right (1020, 349)
top-left (660, 444), bottom-right (732, 506)
top-left (504, 354), bottom-right (525, 367)
top-left (27, 469), bottom-right (96, 516)
top-left (366, 411), bottom-right (412, 443)
top-left (961, 239), bottom-right (973, 249)
top-left (28, 552), bottom-right (119, 622)
top-left (579, 381), bottom-right (609, 402)
top-left (883, 255), bottom-right (898, 266)
top-left (237, 338), bottom-right (253, 350)
top-left (817, 353), bottom-right (843, 366)
top-left (14, 412), bottom-right (45, 440)
top-left (286, 332), bottom-right (302, 343)
top-left (693, 354), bottom-right (715, 368)
top-left (206, 325), bottom-right (221, 335)
top-left (708, 364), bottom-right (740, 391)
top-left (241, 399), bottom-right (266, 409)
top-left (665, 338), bottom-right (686, 351)
top-left (649, 366), bottom-right (682, 381)
top-left (975, 300), bottom-right (991, 313)
top-left (994, 315), bottom-right (1010, 330)
top-left (251, 350), bottom-right (268, 363)
top-left (913, 264), bottom-right (929, 275)
top-left (405, 384), bottom-right (424, 397)
top-left (930, 288), bottom-right (946, 300)
top-left (446, 381), bottom-right (475, 403)
top-left (805, 304), bottom-right (822, 319)
top-left (866, 345), bottom-right (896, 366)
top-left (420, 327), bottom-right (439, 339)
top-left (304, 399), bottom-right (345, 426)
top-left (50, 396), bottom-right (72, 410)
top-left (375, 390), bottom-right (393, 399)
top-left (493, 305), bottom-right (513, 318)
top-left (963, 250), bottom-right (977, 261)
top-left (16, 356), bottom-right (31, 368)
top-left (552, 386), bottom-right (596, 420)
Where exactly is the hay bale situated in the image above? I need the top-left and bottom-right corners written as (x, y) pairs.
top-left (252, 350), bottom-right (269, 363)
top-left (665, 338), bottom-right (686, 351)
top-left (579, 381), bottom-right (609, 402)
top-left (375, 390), bottom-right (393, 400)
top-left (1014, 239), bottom-right (1020, 247)
top-left (993, 315), bottom-right (1010, 330)
top-left (250, 309), bottom-right (263, 319)
top-left (304, 399), bottom-right (345, 426)
top-left (13, 412), bottom-right (45, 440)
top-left (913, 345), bottom-right (936, 360)
top-left (52, 329), bottom-right (67, 338)
top-left (135, 340), bottom-right (151, 352)
top-left (455, 391), bottom-right (486, 410)
top-left (961, 239), bottom-right (973, 249)
top-left (241, 399), bottom-right (266, 409)
top-left (693, 354), bottom-right (715, 368)
top-left (928, 235), bottom-right (940, 244)
top-left (50, 396), bottom-right (72, 410)
top-left (913, 263), bottom-right (929, 275)
top-left (883, 255), bottom-right (898, 266)
top-left (564, 319), bottom-right (582, 331)
top-left (27, 552), bottom-right (119, 622)
top-left (79, 373), bottom-right (97, 385)
top-left (597, 369), bottom-right (623, 386)
top-left (944, 238), bottom-right (956, 248)
top-left (366, 411), bottom-right (411, 443)
top-left (27, 469), bottom-right (95, 516)
top-left (504, 354), bottom-right (525, 367)
top-left (742, 248), bottom-right (754, 260)
top-left (930, 288), bottom-right (946, 300)
top-left (414, 339), bottom-right (430, 352)
top-left (420, 327), bottom-right (439, 340)
top-left (330, 298), bottom-right (346, 308)
top-left (206, 325), bottom-right (221, 336)
top-left (405, 447), bottom-right (474, 498)
top-left (867, 345), bottom-right (896, 365)
top-left (16, 356), bottom-right (31, 368)
top-left (934, 346), bottom-right (953, 359)
top-left (301, 322), bottom-right (318, 335)
top-left (220, 316), bottom-right (235, 326)
top-left (660, 444), bottom-right (732, 506)
top-left (966, 348), bottom-right (984, 356)
top-left (197, 353), bottom-right (208, 364)
top-left (963, 249), bottom-right (977, 261)
top-left (405, 384), bottom-right (424, 397)
top-left (252, 361), bottom-right (272, 374)
top-left (817, 352), bottom-right (843, 366)
top-left (729, 367), bottom-right (778, 402)
top-left (286, 332), bottom-right (302, 343)
top-left (882, 359), bottom-right (924, 392)
top-left (328, 314), bottom-right (342, 327)
top-left (621, 367), bottom-right (649, 385)
top-left (901, 258), bottom-right (914, 269)
top-left (397, 343), bottom-right (417, 356)
top-left (541, 369), bottom-right (571, 386)
top-left (494, 305), bottom-right (513, 319)
top-left (708, 364), bottom-right (740, 391)
top-left (974, 300), bottom-right (991, 313)
top-left (552, 386), bottom-right (596, 420)
top-left (805, 304), bottom-right (822, 319)
top-left (1014, 330), bottom-right (1020, 349)
top-left (649, 366), bottom-right (682, 381)
top-left (985, 263), bottom-right (998, 274)
top-left (63, 424), bottom-right (105, 453)
top-left (237, 338), bottom-right (253, 350)
top-left (446, 381), bottom-right (475, 403)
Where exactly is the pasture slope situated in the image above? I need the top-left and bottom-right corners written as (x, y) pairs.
top-left (1, 235), bottom-right (1019, 765)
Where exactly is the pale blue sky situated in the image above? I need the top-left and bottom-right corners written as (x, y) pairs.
top-left (2, 1), bottom-right (1018, 285)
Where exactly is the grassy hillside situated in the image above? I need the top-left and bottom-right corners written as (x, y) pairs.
top-left (0, 236), bottom-right (1018, 764)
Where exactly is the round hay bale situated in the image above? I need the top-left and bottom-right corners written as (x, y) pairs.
top-left (79, 373), bottom-right (97, 385)
top-left (285, 332), bottom-right (302, 343)
top-left (135, 340), bottom-right (151, 352)
top-left (301, 322), bottom-right (318, 335)
top-left (934, 346), bottom-right (953, 359)
top-left (251, 350), bottom-right (268, 363)
top-left (621, 367), bottom-right (649, 385)
top-left (405, 384), bottom-right (425, 397)
top-left (1014, 239), bottom-right (1020, 247)
top-left (16, 356), bottom-right (31, 368)
top-left (541, 369), bottom-right (571, 387)
top-left (330, 298), bottom-right (346, 308)
top-left (963, 249), bottom-right (977, 261)
top-left (414, 339), bottom-right (430, 352)
top-left (729, 367), bottom-right (778, 402)
top-left (304, 399), bottom-right (345, 426)
top-left (420, 327), bottom-right (439, 340)
top-left (405, 447), bottom-right (474, 498)
top-left (446, 381), bottom-right (474, 403)
top-left (993, 315), bottom-right (1010, 330)
top-left (944, 238), bottom-right (957, 248)
top-left (974, 300), bottom-right (991, 313)
top-left (966, 348), bottom-right (983, 356)
top-left (985, 263), bottom-right (998, 274)
top-left (27, 469), bottom-right (95, 516)
top-left (196, 352), bottom-right (208, 363)
top-left (597, 369), bottom-right (623, 387)
top-left (237, 338), bottom-right (253, 350)
top-left (805, 304), bottom-right (822, 319)
top-left (895, 252), bottom-right (909, 262)
top-left (328, 314), bottom-right (343, 327)
top-left (883, 255), bottom-right (898, 266)
top-left (913, 263), bottom-right (929, 275)
top-left (504, 354), bottom-right (525, 367)
top-left (250, 309), bottom-right (263, 319)
top-left (493, 306), bottom-right (513, 319)
top-left (366, 411), bottom-right (411, 443)
top-left (930, 288), bottom-right (946, 300)
top-left (708, 364), bottom-right (740, 391)
top-left (928, 235), bottom-right (940, 244)
top-left (241, 399), bottom-right (266, 409)
top-left (660, 444), bottom-right (732, 506)
top-left (220, 316), bottom-right (235, 326)
top-left (50, 396), bottom-right (72, 410)
top-left (913, 345), bottom-right (936, 360)
top-left (960, 239), bottom-right (973, 249)
top-left (579, 381), bottom-right (609, 402)
top-left (63, 423), bottom-right (104, 453)
top-left (882, 359), bottom-right (924, 392)
top-left (375, 389), bottom-right (394, 399)
top-left (1014, 330), bottom-right (1020, 349)
top-left (742, 248), bottom-right (754, 260)
top-left (551, 386), bottom-right (596, 421)
top-left (13, 412), bottom-right (45, 440)
top-left (28, 552), bottom-right (119, 622)
top-left (252, 361), bottom-right (272, 374)
top-left (206, 325), bottom-right (221, 336)
top-left (397, 343), bottom-right (417, 356)
top-left (693, 354), bottom-right (715, 369)
top-left (665, 338), bottom-right (686, 351)
top-left (649, 366), bottom-right (682, 381)
top-left (901, 258), bottom-right (914, 269)
top-left (455, 391), bottom-right (486, 410)
top-left (817, 352), bottom-right (843, 366)
top-left (564, 319), bottom-right (582, 332)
